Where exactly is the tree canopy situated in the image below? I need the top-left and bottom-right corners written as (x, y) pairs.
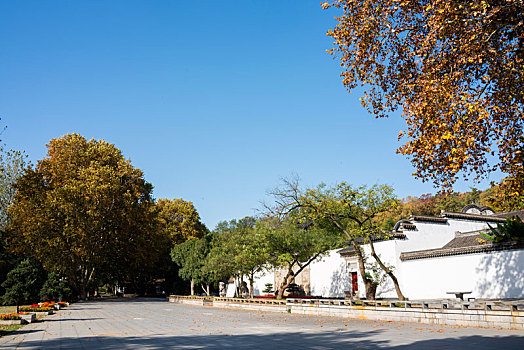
top-left (324, 0), bottom-right (523, 189)
top-left (269, 178), bottom-right (405, 300)
top-left (157, 198), bottom-right (207, 245)
top-left (171, 234), bottom-right (215, 295)
top-left (205, 217), bottom-right (269, 298)
top-left (6, 133), bottom-right (160, 299)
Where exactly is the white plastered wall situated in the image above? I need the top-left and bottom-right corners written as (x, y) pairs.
top-left (252, 270), bottom-right (274, 296)
top-left (309, 249), bottom-right (349, 298)
top-left (401, 249), bottom-right (524, 299)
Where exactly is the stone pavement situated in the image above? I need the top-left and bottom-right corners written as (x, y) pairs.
top-left (0, 298), bottom-right (523, 349)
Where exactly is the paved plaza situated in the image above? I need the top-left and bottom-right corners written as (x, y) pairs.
top-left (0, 298), bottom-right (523, 349)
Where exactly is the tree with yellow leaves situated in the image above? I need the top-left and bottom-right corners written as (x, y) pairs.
top-left (324, 0), bottom-right (523, 192)
top-left (7, 133), bottom-right (161, 299)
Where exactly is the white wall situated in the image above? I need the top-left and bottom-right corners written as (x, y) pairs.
top-left (401, 249), bottom-right (524, 299)
top-left (310, 249), bottom-right (348, 298)
top-left (400, 219), bottom-right (491, 253)
top-left (358, 240), bottom-right (399, 299)
top-left (252, 270), bottom-right (274, 296)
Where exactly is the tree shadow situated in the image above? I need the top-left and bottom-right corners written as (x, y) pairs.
top-left (328, 262), bottom-right (349, 298)
top-left (475, 249), bottom-right (524, 298)
top-left (2, 330), bottom-right (523, 349)
top-left (0, 329), bottom-right (386, 349)
top-left (40, 318), bottom-right (103, 322)
top-left (391, 335), bottom-right (524, 349)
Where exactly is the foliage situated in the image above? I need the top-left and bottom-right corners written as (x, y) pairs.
top-left (258, 217), bottom-right (339, 299)
top-left (262, 283), bottom-right (273, 294)
top-left (6, 133), bottom-right (160, 299)
top-left (0, 146), bottom-right (27, 230)
top-left (483, 175), bottom-right (524, 212)
top-left (285, 283), bottom-right (305, 296)
top-left (0, 313), bottom-right (20, 320)
top-left (481, 216), bottom-right (524, 243)
top-left (39, 272), bottom-right (73, 301)
top-left (324, 0), bottom-right (523, 189)
top-left (363, 252), bottom-right (394, 288)
top-left (205, 217), bottom-right (268, 297)
top-left (171, 234), bottom-right (215, 292)
top-left (1, 258), bottom-right (46, 306)
top-left (157, 198), bottom-right (207, 245)
top-left (268, 178), bottom-right (405, 300)
top-left (18, 306), bottom-right (52, 312)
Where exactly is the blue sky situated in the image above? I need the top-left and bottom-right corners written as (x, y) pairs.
top-left (0, 1), bottom-right (502, 229)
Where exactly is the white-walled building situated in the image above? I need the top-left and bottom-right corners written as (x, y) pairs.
top-left (252, 205), bottom-right (524, 300)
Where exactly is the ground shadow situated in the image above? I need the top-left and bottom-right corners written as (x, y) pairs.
top-left (2, 330), bottom-right (523, 349)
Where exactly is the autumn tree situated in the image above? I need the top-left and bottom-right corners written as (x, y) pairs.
top-left (157, 198), bottom-right (207, 245)
top-left (269, 178), bottom-right (405, 300)
top-left (324, 1), bottom-right (524, 191)
top-left (6, 133), bottom-right (160, 299)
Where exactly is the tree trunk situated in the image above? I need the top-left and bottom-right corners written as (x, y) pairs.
top-left (235, 274), bottom-right (240, 297)
top-left (206, 284), bottom-right (210, 296)
top-left (368, 239), bottom-right (406, 301)
top-left (80, 284), bottom-right (88, 300)
top-left (190, 279), bottom-right (195, 295)
top-left (249, 272), bottom-right (254, 299)
top-left (276, 253), bottom-right (321, 300)
top-left (352, 240), bottom-right (376, 300)
top-left (330, 219), bottom-right (376, 300)
top-left (276, 267), bottom-right (295, 299)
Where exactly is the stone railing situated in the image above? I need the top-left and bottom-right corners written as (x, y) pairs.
top-left (286, 298), bottom-right (524, 312)
top-left (286, 298), bottom-right (524, 329)
top-left (168, 296), bottom-right (524, 329)
top-left (213, 297), bottom-right (286, 305)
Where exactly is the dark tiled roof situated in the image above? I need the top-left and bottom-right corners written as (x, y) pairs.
top-left (337, 247), bottom-right (356, 257)
top-left (494, 210), bottom-right (524, 221)
top-left (442, 211), bottom-right (507, 223)
top-left (393, 219), bottom-right (416, 231)
top-left (441, 232), bottom-right (488, 249)
top-left (400, 233), bottom-right (524, 261)
top-left (411, 215), bottom-right (448, 223)
top-left (337, 232), bottom-right (406, 257)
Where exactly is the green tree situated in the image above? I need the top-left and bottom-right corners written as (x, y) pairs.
top-left (205, 217), bottom-right (268, 298)
top-left (40, 272), bottom-right (73, 301)
top-left (258, 218), bottom-right (339, 300)
top-left (171, 234), bottom-right (215, 296)
top-left (0, 145), bottom-right (28, 295)
top-left (324, 1), bottom-right (523, 190)
top-left (269, 178), bottom-right (405, 300)
top-left (481, 216), bottom-right (524, 243)
top-left (6, 133), bottom-right (159, 299)
top-left (2, 258), bottom-right (46, 311)
top-left (0, 147), bottom-right (27, 230)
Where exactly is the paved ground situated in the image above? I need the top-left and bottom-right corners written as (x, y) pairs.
top-left (0, 298), bottom-right (523, 349)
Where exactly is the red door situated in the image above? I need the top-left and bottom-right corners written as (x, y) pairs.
top-left (351, 272), bottom-right (358, 295)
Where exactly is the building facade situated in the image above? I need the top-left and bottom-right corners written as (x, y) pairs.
top-left (253, 205), bottom-right (524, 300)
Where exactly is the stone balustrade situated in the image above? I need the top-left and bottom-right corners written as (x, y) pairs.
top-left (169, 295), bottom-right (524, 329)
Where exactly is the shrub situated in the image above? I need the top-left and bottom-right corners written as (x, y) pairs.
top-left (0, 313), bottom-right (21, 320)
top-left (40, 273), bottom-right (72, 301)
top-left (18, 306), bottom-right (52, 313)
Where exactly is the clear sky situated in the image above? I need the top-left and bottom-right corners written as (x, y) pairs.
top-left (0, 1), bottom-right (502, 229)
